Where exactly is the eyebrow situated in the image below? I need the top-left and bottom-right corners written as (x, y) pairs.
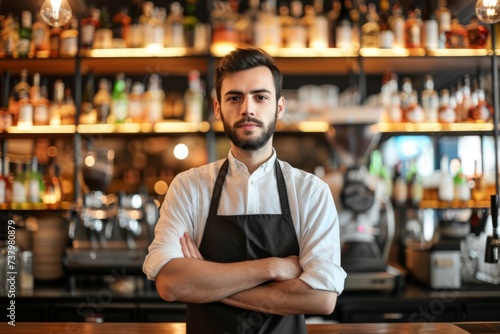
top-left (224, 89), bottom-right (273, 97)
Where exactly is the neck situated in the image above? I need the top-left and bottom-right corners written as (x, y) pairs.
top-left (230, 142), bottom-right (274, 174)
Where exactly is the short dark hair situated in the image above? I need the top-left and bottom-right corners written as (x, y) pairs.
top-left (214, 48), bottom-right (283, 103)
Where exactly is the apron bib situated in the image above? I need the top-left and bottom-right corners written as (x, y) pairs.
top-left (186, 159), bottom-right (307, 334)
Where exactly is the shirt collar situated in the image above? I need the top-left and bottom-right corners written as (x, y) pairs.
top-left (227, 149), bottom-right (277, 175)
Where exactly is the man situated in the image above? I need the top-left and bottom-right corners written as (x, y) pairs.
top-left (143, 48), bottom-right (346, 333)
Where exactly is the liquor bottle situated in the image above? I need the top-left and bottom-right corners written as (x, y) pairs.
top-left (467, 16), bottom-right (489, 49)
top-left (165, 2), bottom-right (185, 48)
top-left (210, 0), bottom-right (239, 54)
top-left (470, 81), bottom-right (493, 122)
top-left (184, 0), bottom-right (200, 49)
top-left (60, 17), bottom-right (78, 57)
top-left (471, 160), bottom-right (486, 201)
top-left (405, 1), bottom-right (422, 49)
top-left (400, 77), bottom-right (423, 122)
top-left (258, 0), bottom-right (281, 53)
top-left (17, 90), bottom-right (33, 128)
top-left (0, 158), bottom-right (11, 208)
top-left (128, 81), bottom-right (145, 123)
top-left (112, 7), bottom-right (131, 48)
top-left (29, 72), bottom-right (41, 104)
top-left (438, 89), bottom-right (456, 123)
top-left (80, 74), bottom-right (97, 125)
top-left (2, 13), bottom-right (18, 58)
top-left (422, 0), bottom-right (438, 50)
top-left (457, 75), bottom-right (472, 122)
top-left (446, 18), bottom-right (467, 49)
top-left (239, 0), bottom-right (260, 47)
top-left (60, 87), bottom-right (76, 125)
top-left (49, 80), bottom-right (64, 126)
top-left (33, 79), bottom-right (50, 125)
top-left (12, 162), bottom-right (27, 207)
top-left (144, 5), bottom-right (165, 49)
top-left (94, 6), bottom-right (113, 49)
top-left (80, 7), bottom-right (100, 51)
top-left (326, 0), bottom-right (341, 48)
top-left (438, 155), bottom-right (454, 202)
top-left (435, 0), bottom-right (451, 48)
top-left (111, 73), bottom-right (128, 124)
top-left (32, 13), bottom-right (50, 57)
top-left (360, 3), bottom-right (379, 48)
top-left (378, 0), bottom-right (394, 49)
top-left (407, 163), bottom-right (423, 206)
top-left (128, 0), bottom-right (143, 48)
top-left (14, 69), bottom-right (31, 101)
top-left (308, 0), bottom-right (329, 49)
top-left (17, 11), bottom-right (32, 58)
top-left (286, 1), bottom-right (306, 48)
top-left (27, 157), bottom-right (43, 204)
top-left (41, 162), bottom-right (63, 208)
top-left (184, 70), bottom-right (204, 123)
top-left (389, 1), bottom-right (405, 49)
top-left (93, 78), bottom-right (112, 123)
top-left (143, 74), bottom-right (165, 123)
top-left (49, 24), bottom-right (62, 58)
top-left (421, 75), bottom-right (439, 122)
top-left (335, 0), bottom-right (353, 49)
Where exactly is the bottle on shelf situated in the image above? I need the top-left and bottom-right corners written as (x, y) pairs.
top-left (27, 157), bottom-right (43, 204)
top-left (164, 2), bottom-right (185, 48)
top-left (111, 73), bottom-right (129, 124)
top-left (184, 70), bottom-right (204, 123)
top-left (438, 155), bottom-right (454, 202)
top-left (400, 77), bottom-right (423, 123)
top-left (471, 159), bottom-right (486, 201)
top-left (404, 1), bottom-right (423, 49)
top-left (94, 78), bottom-right (112, 123)
top-left (378, 0), bottom-right (394, 49)
top-left (285, 0), bottom-right (306, 48)
top-left (127, 0), bottom-right (143, 48)
top-left (60, 87), bottom-right (76, 125)
top-left (421, 75), bottom-right (439, 122)
top-left (467, 16), bottom-right (489, 49)
top-left (326, 0), bottom-right (341, 48)
top-left (435, 0), bottom-right (451, 48)
top-left (453, 160), bottom-right (470, 202)
top-left (456, 75), bottom-right (473, 122)
top-left (33, 78), bottom-right (50, 125)
top-left (112, 7), bottom-right (131, 48)
top-left (80, 74), bottom-right (97, 125)
top-left (258, 0), bottom-right (281, 54)
top-left (80, 7), bottom-right (100, 51)
top-left (184, 0), bottom-right (200, 49)
top-left (389, 1), bottom-right (405, 49)
top-left (143, 74), bottom-right (165, 123)
top-left (94, 6), bottom-right (113, 49)
top-left (128, 81), bottom-right (145, 123)
top-left (12, 162), bottom-right (27, 208)
top-left (238, 0), bottom-right (260, 47)
top-left (360, 2), bottom-right (379, 48)
top-left (49, 80), bottom-right (64, 126)
top-left (470, 80), bottom-right (493, 122)
top-left (446, 18), bottom-right (467, 49)
top-left (49, 24), bottom-right (62, 58)
top-left (60, 17), bottom-right (79, 57)
top-left (17, 10), bottom-right (32, 58)
top-left (41, 162), bottom-right (63, 208)
top-left (438, 88), bottom-right (457, 123)
top-left (2, 13), bottom-right (18, 58)
top-left (392, 162), bottom-right (407, 206)
top-left (17, 89), bottom-right (33, 128)
top-left (307, 0), bottom-right (329, 49)
top-left (407, 162), bottom-right (423, 206)
top-left (0, 158), bottom-right (9, 208)
top-left (32, 12), bottom-right (50, 57)
top-left (335, 0), bottom-right (353, 49)
top-left (421, 0), bottom-right (439, 50)
top-left (147, 6), bottom-right (166, 49)
top-left (210, 0), bottom-right (239, 54)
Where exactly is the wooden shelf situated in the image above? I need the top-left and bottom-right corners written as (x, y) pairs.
top-left (373, 122), bottom-right (494, 136)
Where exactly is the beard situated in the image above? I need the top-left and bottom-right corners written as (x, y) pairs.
top-left (220, 109), bottom-right (278, 151)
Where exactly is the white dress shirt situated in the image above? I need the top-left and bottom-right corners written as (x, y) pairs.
top-left (143, 150), bottom-right (346, 293)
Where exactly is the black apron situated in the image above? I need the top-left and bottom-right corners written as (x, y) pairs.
top-left (186, 159), bottom-right (308, 334)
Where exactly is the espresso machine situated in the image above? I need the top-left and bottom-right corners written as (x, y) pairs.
top-left (63, 147), bottom-right (158, 292)
top-left (329, 124), bottom-right (403, 292)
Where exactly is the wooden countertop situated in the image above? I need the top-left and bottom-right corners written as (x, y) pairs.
top-left (2, 322), bottom-right (500, 333)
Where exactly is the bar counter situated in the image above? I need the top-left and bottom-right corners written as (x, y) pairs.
top-left (2, 322), bottom-right (500, 333)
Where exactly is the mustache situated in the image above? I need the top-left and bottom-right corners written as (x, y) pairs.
top-left (234, 117), bottom-right (264, 127)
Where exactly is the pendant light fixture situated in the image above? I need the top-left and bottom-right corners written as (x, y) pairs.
top-left (40, 0), bottom-right (72, 27)
top-left (476, 0), bottom-right (500, 24)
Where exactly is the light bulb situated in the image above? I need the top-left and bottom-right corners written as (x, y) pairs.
top-left (40, 0), bottom-right (72, 27)
top-left (476, 0), bottom-right (500, 24)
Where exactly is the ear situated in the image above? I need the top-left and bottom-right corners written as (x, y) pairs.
top-left (214, 99), bottom-right (222, 120)
top-left (277, 96), bottom-right (285, 120)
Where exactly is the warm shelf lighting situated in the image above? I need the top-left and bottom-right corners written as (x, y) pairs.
top-left (85, 47), bottom-right (187, 58)
top-left (7, 125), bottom-right (76, 134)
top-left (40, 0), bottom-right (72, 27)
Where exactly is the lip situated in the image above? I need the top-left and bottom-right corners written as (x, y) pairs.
top-left (238, 122), bottom-right (258, 129)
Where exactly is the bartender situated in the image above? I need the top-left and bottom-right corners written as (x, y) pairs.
top-left (143, 48), bottom-right (346, 334)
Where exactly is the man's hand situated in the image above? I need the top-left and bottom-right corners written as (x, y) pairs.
top-left (180, 232), bottom-right (204, 260)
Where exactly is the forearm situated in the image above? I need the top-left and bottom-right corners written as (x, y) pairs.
top-left (156, 257), bottom-right (279, 303)
top-left (221, 279), bottom-right (338, 316)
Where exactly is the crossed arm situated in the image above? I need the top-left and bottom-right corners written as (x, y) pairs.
top-left (155, 232), bottom-right (338, 316)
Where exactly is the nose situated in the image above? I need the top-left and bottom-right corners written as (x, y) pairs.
top-left (241, 96), bottom-right (255, 117)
